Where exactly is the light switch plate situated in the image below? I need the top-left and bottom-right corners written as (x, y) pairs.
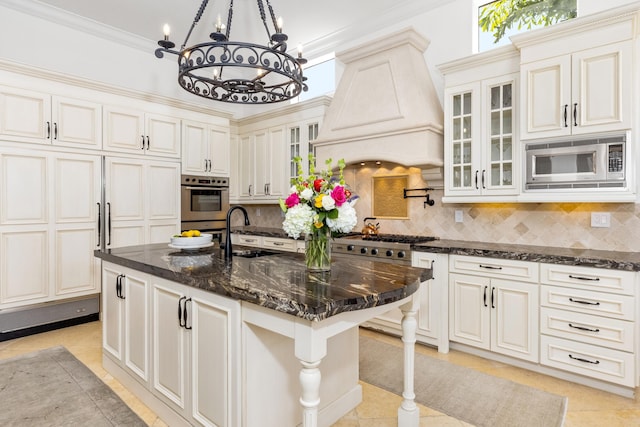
top-left (591, 212), bottom-right (611, 228)
top-left (454, 210), bottom-right (463, 223)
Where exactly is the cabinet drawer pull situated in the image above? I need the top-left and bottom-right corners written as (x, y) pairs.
top-left (244, 238), bottom-right (257, 243)
top-left (272, 242), bottom-right (284, 246)
top-left (569, 274), bottom-right (600, 282)
top-left (479, 264), bottom-right (502, 270)
top-left (568, 323), bottom-right (600, 333)
top-left (569, 354), bottom-right (600, 365)
top-left (569, 297), bottom-right (600, 306)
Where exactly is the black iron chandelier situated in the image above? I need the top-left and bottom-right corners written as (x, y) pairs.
top-left (155, 0), bottom-right (308, 104)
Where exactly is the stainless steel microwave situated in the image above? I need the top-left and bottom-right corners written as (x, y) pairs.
top-left (525, 134), bottom-right (626, 190)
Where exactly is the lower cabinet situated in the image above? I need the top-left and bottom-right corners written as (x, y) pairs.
top-left (102, 262), bottom-right (241, 426)
top-left (102, 263), bottom-right (150, 387)
top-left (151, 278), bottom-right (241, 427)
top-left (538, 263), bottom-right (636, 387)
top-left (448, 255), bottom-right (539, 363)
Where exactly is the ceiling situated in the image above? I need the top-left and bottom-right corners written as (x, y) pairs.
top-left (30, 0), bottom-right (453, 60)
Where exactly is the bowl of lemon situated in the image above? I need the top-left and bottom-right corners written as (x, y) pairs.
top-left (169, 230), bottom-right (213, 247)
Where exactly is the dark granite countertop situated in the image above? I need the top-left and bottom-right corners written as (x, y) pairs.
top-left (231, 226), bottom-right (298, 239)
top-left (95, 244), bottom-right (430, 321)
top-left (232, 227), bottom-right (640, 272)
top-left (414, 240), bottom-right (640, 272)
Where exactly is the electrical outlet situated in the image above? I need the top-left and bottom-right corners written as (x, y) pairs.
top-left (454, 210), bottom-right (463, 223)
top-left (591, 212), bottom-right (611, 228)
top-left (256, 208), bottom-right (261, 217)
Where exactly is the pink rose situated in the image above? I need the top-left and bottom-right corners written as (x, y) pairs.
top-left (331, 185), bottom-right (347, 207)
top-left (285, 192), bottom-right (300, 208)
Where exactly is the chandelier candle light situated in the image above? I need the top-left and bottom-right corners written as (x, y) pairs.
top-left (155, 0), bottom-right (308, 104)
top-left (280, 156), bottom-right (358, 272)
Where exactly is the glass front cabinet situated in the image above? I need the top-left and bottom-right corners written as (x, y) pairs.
top-left (444, 73), bottom-right (519, 201)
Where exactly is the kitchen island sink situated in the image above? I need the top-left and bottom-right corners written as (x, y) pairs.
top-left (95, 244), bottom-right (431, 427)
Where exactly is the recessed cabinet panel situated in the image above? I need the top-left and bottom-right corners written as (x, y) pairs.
top-left (147, 162), bottom-right (180, 220)
top-left (55, 227), bottom-right (98, 296)
top-left (106, 160), bottom-right (145, 221)
top-left (0, 229), bottom-right (48, 304)
top-left (191, 295), bottom-right (229, 427)
top-left (0, 87), bottom-right (50, 143)
top-left (146, 114), bottom-right (180, 157)
top-left (53, 97), bottom-right (101, 148)
top-left (152, 283), bottom-right (187, 409)
top-left (103, 107), bottom-right (145, 152)
top-left (124, 273), bottom-right (149, 382)
top-left (54, 156), bottom-right (100, 223)
top-left (1, 152), bottom-right (48, 224)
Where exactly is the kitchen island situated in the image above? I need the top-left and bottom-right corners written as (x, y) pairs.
top-left (95, 243), bottom-right (431, 427)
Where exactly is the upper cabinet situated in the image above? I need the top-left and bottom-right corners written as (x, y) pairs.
top-left (0, 86), bottom-right (101, 149)
top-left (231, 97), bottom-right (329, 204)
top-left (182, 120), bottom-right (230, 177)
top-left (103, 106), bottom-right (181, 158)
top-left (440, 47), bottom-right (521, 202)
top-left (520, 41), bottom-right (632, 139)
top-left (513, 9), bottom-right (635, 141)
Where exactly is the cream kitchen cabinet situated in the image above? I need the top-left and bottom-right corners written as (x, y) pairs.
top-left (101, 262), bottom-right (241, 427)
top-left (520, 41), bottom-right (632, 139)
top-left (104, 157), bottom-right (180, 248)
top-left (0, 85), bottom-right (101, 149)
top-left (102, 263), bottom-right (150, 388)
top-left (439, 47), bottom-right (520, 202)
top-left (232, 96), bottom-right (329, 205)
top-left (181, 120), bottom-right (230, 177)
top-left (237, 126), bottom-right (287, 202)
top-left (539, 263), bottom-right (636, 387)
top-left (0, 148), bottom-right (101, 309)
top-left (103, 106), bottom-right (180, 158)
top-left (151, 277), bottom-right (241, 427)
top-left (449, 255), bottom-right (539, 363)
top-left (230, 233), bottom-right (303, 253)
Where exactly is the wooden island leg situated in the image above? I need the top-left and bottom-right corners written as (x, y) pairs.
top-left (398, 296), bottom-right (419, 426)
top-left (299, 359), bottom-right (322, 427)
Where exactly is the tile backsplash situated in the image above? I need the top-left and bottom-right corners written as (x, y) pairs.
top-left (234, 165), bottom-right (640, 253)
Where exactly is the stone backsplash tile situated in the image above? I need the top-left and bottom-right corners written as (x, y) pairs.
top-left (233, 166), bottom-right (640, 253)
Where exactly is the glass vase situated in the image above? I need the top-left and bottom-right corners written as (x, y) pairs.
top-left (305, 228), bottom-right (331, 272)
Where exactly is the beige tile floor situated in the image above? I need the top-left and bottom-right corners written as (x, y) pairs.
top-left (1, 321), bottom-right (639, 426)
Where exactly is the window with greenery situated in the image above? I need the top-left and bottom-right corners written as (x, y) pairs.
top-left (478, 0), bottom-right (577, 51)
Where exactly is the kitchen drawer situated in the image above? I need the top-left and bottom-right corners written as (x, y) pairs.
top-left (540, 263), bottom-right (635, 296)
top-left (235, 234), bottom-right (263, 247)
top-left (540, 335), bottom-right (635, 387)
top-left (449, 255), bottom-right (538, 283)
top-left (540, 307), bottom-right (634, 352)
top-left (541, 285), bottom-right (634, 321)
top-left (262, 237), bottom-right (297, 252)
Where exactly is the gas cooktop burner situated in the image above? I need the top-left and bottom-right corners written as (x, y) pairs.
top-left (333, 234), bottom-right (439, 265)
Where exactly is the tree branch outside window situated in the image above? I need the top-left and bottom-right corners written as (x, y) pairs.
top-left (479, 0), bottom-right (577, 44)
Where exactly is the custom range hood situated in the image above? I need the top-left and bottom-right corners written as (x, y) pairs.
top-left (313, 27), bottom-right (444, 169)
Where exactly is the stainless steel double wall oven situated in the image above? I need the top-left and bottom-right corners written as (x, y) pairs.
top-left (181, 174), bottom-right (229, 240)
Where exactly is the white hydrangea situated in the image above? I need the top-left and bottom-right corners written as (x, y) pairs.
top-left (326, 203), bottom-right (358, 233)
top-left (282, 203), bottom-right (315, 238)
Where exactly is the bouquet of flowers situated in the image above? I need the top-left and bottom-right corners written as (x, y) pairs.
top-left (280, 155), bottom-right (358, 270)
